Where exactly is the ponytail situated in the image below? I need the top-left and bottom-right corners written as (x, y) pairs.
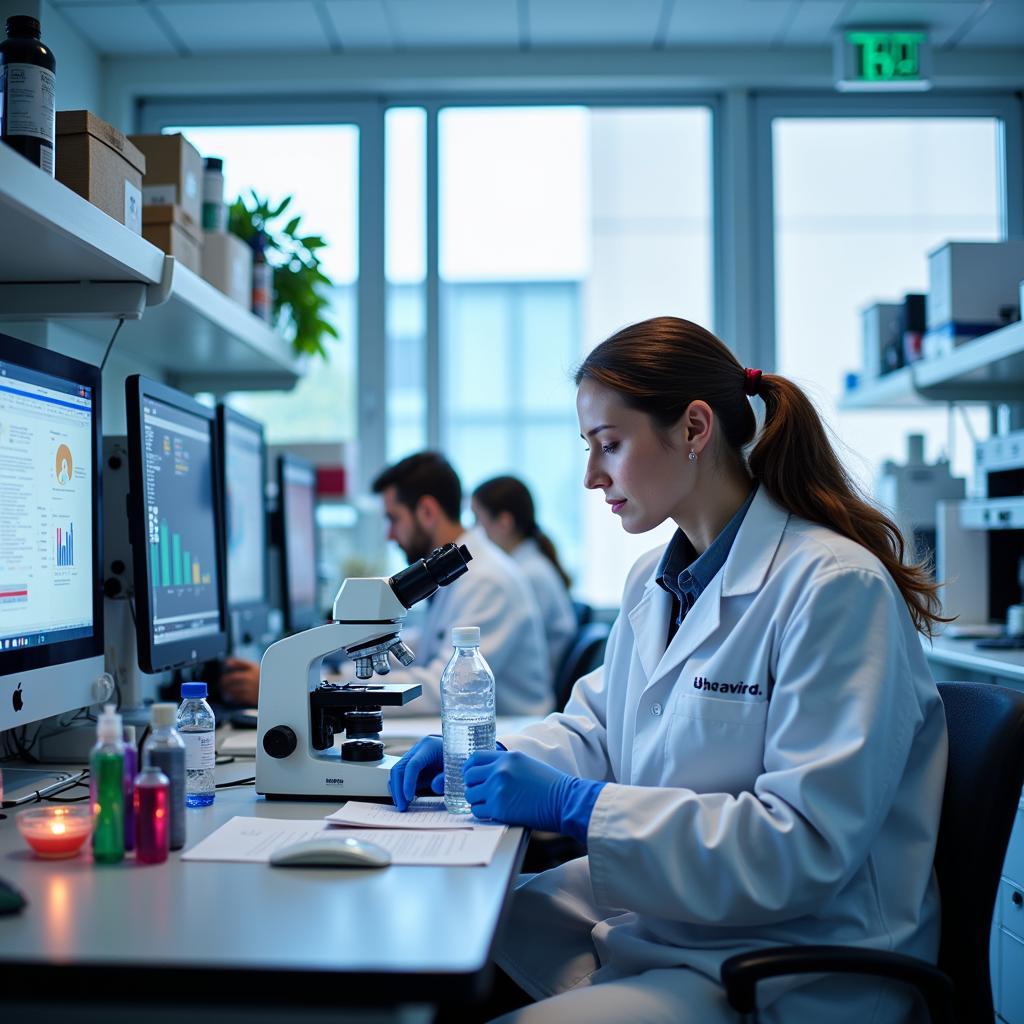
top-left (472, 476), bottom-right (573, 590)
top-left (749, 373), bottom-right (946, 637)
top-left (576, 316), bottom-right (947, 637)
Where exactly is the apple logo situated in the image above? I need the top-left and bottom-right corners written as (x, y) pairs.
top-left (12, 682), bottom-right (23, 713)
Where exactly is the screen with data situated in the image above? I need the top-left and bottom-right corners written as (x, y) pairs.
top-left (0, 358), bottom-right (95, 649)
top-left (224, 416), bottom-right (266, 607)
top-left (141, 396), bottom-right (222, 648)
top-left (280, 457), bottom-right (317, 629)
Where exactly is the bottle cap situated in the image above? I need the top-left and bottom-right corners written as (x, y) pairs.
top-left (97, 704), bottom-right (123, 743)
top-left (451, 626), bottom-right (480, 647)
top-left (181, 682), bottom-right (208, 699)
top-left (6, 16), bottom-right (41, 38)
top-left (150, 702), bottom-right (176, 728)
top-left (204, 157), bottom-right (223, 171)
top-left (123, 724), bottom-right (136, 746)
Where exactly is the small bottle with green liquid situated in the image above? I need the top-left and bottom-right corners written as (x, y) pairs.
top-left (90, 704), bottom-right (125, 864)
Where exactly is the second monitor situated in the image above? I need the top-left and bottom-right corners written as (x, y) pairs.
top-left (277, 453), bottom-right (319, 633)
top-left (125, 376), bottom-right (228, 674)
top-left (218, 404), bottom-right (270, 648)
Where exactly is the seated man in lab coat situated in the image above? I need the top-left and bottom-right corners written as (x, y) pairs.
top-left (371, 452), bottom-right (552, 716)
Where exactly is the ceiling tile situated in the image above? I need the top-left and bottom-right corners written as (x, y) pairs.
top-left (843, 1), bottom-right (986, 47)
top-left (322, 0), bottom-right (394, 49)
top-left (946, 0), bottom-right (1024, 46)
top-left (779, 1), bottom-right (850, 46)
top-left (527, 0), bottom-right (662, 48)
top-left (155, 1), bottom-right (331, 55)
top-left (386, 0), bottom-right (519, 49)
top-left (59, 4), bottom-right (177, 55)
top-left (664, 0), bottom-right (798, 46)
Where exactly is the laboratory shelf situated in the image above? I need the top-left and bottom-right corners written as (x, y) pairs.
top-left (840, 319), bottom-right (1024, 410)
top-left (0, 145), bottom-right (300, 392)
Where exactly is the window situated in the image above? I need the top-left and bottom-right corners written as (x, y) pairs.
top-left (772, 116), bottom-right (1003, 491)
top-left (164, 123), bottom-right (360, 444)
top-left (439, 105), bottom-right (713, 605)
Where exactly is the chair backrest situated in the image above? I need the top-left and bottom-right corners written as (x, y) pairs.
top-left (553, 620), bottom-right (611, 713)
top-left (572, 601), bottom-right (594, 628)
top-left (935, 681), bottom-right (1024, 1023)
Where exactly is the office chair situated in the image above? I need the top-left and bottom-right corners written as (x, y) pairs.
top-left (720, 680), bottom-right (1024, 1024)
top-left (553, 621), bottom-right (611, 713)
top-left (572, 600), bottom-right (594, 628)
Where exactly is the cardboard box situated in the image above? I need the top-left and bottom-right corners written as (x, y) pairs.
top-left (201, 231), bottom-right (252, 308)
top-left (142, 204), bottom-right (202, 275)
top-left (129, 133), bottom-right (203, 231)
top-left (924, 240), bottom-right (1024, 358)
top-left (55, 110), bottom-right (146, 233)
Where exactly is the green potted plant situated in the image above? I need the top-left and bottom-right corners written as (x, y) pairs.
top-left (228, 192), bottom-right (339, 360)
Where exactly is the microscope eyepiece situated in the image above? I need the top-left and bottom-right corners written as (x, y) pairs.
top-left (389, 542), bottom-right (472, 609)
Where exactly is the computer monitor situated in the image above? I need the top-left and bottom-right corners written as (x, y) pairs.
top-left (217, 403), bottom-right (270, 647)
top-left (277, 453), bottom-right (319, 633)
top-left (125, 376), bottom-right (228, 673)
top-left (0, 333), bottom-right (104, 732)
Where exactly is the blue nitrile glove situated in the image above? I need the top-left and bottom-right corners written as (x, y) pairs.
top-left (388, 735), bottom-right (445, 811)
top-left (462, 749), bottom-right (606, 845)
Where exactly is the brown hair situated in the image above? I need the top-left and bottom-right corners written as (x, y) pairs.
top-left (575, 316), bottom-right (946, 637)
top-left (473, 475), bottom-right (572, 590)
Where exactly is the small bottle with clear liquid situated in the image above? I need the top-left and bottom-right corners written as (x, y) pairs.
top-left (441, 626), bottom-right (496, 815)
top-left (176, 682), bottom-right (216, 807)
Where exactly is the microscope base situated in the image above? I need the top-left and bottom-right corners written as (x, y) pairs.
top-left (255, 753), bottom-right (399, 800)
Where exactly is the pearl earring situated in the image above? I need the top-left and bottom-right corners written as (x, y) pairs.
top-left (688, 450), bottom-right (697, 463)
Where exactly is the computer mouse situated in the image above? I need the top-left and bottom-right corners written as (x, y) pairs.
top-left (269, 835), bottom-right (392, 868)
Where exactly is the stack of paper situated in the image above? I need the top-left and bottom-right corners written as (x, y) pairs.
top-left (182, 800), bottom-right (506, 867)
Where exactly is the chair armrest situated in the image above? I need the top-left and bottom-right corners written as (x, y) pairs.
top-left (720, 945), bottom-right (955, 1024)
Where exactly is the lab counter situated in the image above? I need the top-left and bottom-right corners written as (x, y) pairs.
top-left (0, 773), bottom-right (527, 1021)
top-left (923, 633), bottom-right (1024, 687)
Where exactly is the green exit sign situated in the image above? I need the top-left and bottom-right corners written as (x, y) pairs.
top-left (835, 30), bottom-right (932, 92)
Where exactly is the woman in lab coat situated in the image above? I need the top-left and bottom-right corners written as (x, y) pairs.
top-left (471, 475), bottom-right (578, 675)
top-left (391, 317), bottom-right (948, 1023)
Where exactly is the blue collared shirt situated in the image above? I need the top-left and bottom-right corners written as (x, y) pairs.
top-left (656, 485), bottom-right (757, 643)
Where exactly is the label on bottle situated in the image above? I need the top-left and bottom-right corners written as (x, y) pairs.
top-left (1, 63), bottom-right (55, 143)
top-left (182, 731), bottom-right (215, 770)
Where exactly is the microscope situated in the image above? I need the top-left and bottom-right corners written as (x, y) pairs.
top-left (255, 543), bottom-right (471, 800)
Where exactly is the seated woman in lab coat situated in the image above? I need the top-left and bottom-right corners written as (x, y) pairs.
top-left (391, 316), bottom-right (948, 1024)
top-left (471, 475), bottom-right (578, 676)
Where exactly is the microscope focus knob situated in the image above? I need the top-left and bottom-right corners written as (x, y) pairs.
top-left (391, 640), bottom-right (415, 666)
top-left (262, 725), bottom-right (298, 759)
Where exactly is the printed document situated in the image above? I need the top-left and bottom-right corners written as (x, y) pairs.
top-left (325, 799), bottom-right (504, 831)
top-left (182, 816), bottom-right (505, 866)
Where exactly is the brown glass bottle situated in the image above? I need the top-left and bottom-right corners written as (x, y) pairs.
top-left (0, 16), bottom-right (57, 175)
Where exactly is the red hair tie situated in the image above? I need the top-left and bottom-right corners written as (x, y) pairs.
top-left (743, 368), bottom-right (763, 397)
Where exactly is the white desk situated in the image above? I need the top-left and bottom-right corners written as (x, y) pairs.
top-left (0, 773), bottom-right (526, 1021)
top-left (923, 634), bottom-right (1024, 687)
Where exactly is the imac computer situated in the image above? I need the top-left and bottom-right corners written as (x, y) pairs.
top-left (277, 453), bottom-right (319, 633)
top-left (125, 376), bottom-right (228, 673)
top-left (217, 404), bottom-right (270, 647)
top-left (0, 332), bottom-right (104, 733)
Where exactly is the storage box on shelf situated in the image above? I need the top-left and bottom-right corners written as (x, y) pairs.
top-left (0, 144), bottom-right (299, 392)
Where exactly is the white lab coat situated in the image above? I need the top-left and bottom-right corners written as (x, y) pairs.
top-left (513, 537), bottom-right (577, 675)
top-left (498, 486), bottom-right (946, 1021)
top-left (387, 532), bottom-right (552, 717)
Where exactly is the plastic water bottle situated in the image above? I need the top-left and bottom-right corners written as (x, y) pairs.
top-left (143, 702), bottom-right (187, 849)
top-left (177, 682), bottom-right (216, 807)
top-left (440, 626), bottom-right (496, 815)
